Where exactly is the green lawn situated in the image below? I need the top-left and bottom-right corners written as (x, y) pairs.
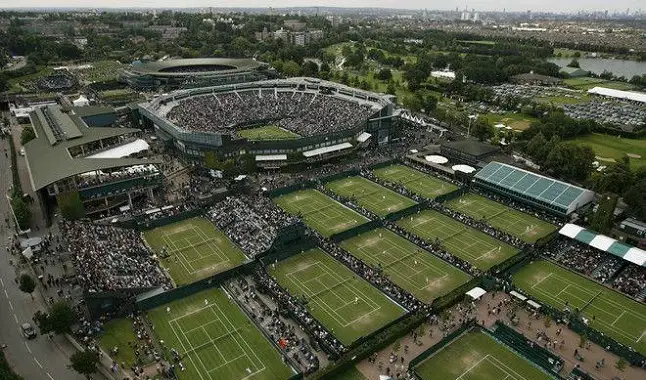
top-left (458, 40), bottom-right (497, 45)
top-left (446, 193), bottom-right (558, 243)
top-left (99, 319), bottom-right (140, 368)
top-left (536, 95), bottom-right (589, 105)
top-left (373, 164), bottom-right (458, 200)
top-left (513, 260), bottom-right (646, 355)
top-left (268, 248), bottom-right (405, 346)
top-left (563, 77), bottom-right (635, 91)
top-left (414, 331), bottom-right (554, 380)
top-left (482, 112), bottom-right (539, 131)
top-left (274, 189), bottom-right (369, 237)
top-left (238, 125), bottom-right (300, 141)
top-left (340, 228), bottom-right (471, 303)
top-left (397, 210), bottom-right (518, 270)
top-left (143, 217), bottom-right (247, 286)
top-left (569, 133), bottom-right (646, 168)
top-left (148, 288), bottom-right (294, 380)
top-left (326, 176), bottom-right (417, 217)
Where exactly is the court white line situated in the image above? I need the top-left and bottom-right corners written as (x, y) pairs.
top-left (611, 310), bottom-right (626, 327)
top-left (532, 273), bottom-right (552, 289)
top-left (456, 355), bottom-right (489, 380)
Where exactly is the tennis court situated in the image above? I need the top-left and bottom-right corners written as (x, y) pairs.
top-left (274, 189), bottom-right (370, 237)
top-left (148, 288), bottom-right (294, 380)
top-left (397, 210), bottom-right (518, 270)
top-left (414, 330), bottom-right (554, 380)
top-left (268, 248), bottom-right (406, 346)
top-left (340, 228), bottom-right (471, 303)
top-left (373, 164), bottom-right (458, 199)
top-left (237, 125), bottom-right (300, 141)
top-left (513, 260), bottom-right (646, 356)
top-left (326, 176), bottom-right (417, 217)
top-left (143, 217), bottom-right (247, 285)
top-left (446, 193), bottom-right (558, 243)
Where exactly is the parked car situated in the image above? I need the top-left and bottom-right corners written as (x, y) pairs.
top-left (21, 323), bottom-right (36, 339)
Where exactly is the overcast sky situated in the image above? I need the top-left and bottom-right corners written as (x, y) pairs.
top-left (1, 1), bottom-right (644, 13)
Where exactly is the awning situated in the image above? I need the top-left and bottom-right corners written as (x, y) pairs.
top-left (357, 132), bottom-right (372, 143)
top-left (465, 286), bottom-right (487, 300)
top-left (559, 223), bottom-right (646, 267)
top-left (302, 142), bottom-right (353, 158)
top-left (88, 139), bottom-right (150, 159)
top-left (510, 290), bottom-right (527, 301)
top-left (559, 223), bottom-right (585, 239)
top-left (255, 154), bottom-right (287, 162)
top-left (527, 300), bottom-right (541, 309)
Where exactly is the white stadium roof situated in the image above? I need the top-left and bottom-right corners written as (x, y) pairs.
top-left (587, 87), bottom-right (646, 104)
top-left (255, 154), bottom-right (287, 162)
top-left (87, 139), bottom-right (150, 159)
top-left (425, 155), bottom-right (449, 164)
top-left (302, 142), bottom-right (353, 158)
top-left (452, 164), bottom-right (476, 174)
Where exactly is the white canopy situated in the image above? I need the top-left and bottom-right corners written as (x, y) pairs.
top-left (88, 139), bottom-right (150, 159)
top-left (357, 132), bottom-right (372, 143)
top-left (527, 300), bottom-right (542, 309)
top-left (303, 142), bottom-right (352, 157)
top-left (73, 94), bottom-right (89, 107)
top-left (425, 155), bottom-right (449, 164)
top-left (588, 87), bottom-right (646, 104)
top-left (255, 154), bottom-right (287, 162)
top-left (510, 290), bottom-right (527, 301)
top-left (465, 286), bottom-right (487, 300)
top-left (452, 164), bottom-right (476, 174)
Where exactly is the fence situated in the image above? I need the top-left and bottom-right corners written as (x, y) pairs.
top-left (134, 208), bottom-right (204, 231)
top-left (330, 220), bottom-right (383, 243)
top-left (384, 201), bottom-right (428, 222)
top-left (431, 277), bottom-right (481, 312)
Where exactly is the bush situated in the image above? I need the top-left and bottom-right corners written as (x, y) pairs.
top-left (20, 126), bottom-right (36, 145)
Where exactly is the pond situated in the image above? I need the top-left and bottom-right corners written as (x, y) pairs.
top-left (548, 58), bottom-right (646, 78)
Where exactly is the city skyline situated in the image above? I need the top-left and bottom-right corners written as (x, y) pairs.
top-left (1, 0), bottom-right (644, 13)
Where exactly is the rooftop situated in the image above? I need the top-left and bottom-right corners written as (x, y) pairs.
top-left (127, 58), bottom-right (265, 77)
top-left (587, 87), bottom-right (646, 104)
top-left (24, 105), bottom-right (158, 191)
top-left (560, 223), bottom-right (646, 267)
top-left (441, 139), bottom-right (500, 157)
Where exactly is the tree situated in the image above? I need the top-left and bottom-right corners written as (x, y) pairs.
top-left (590, 194), bottom-right (618, 234)
top-left (10, 196), bottom-right (31, 231)
top-left (69, 350), bottom-right (99, 379)
top-left (567, 59), bottom-right (580, 68)
top-left (544, 142), bottom-right (594, 182)
top-left (386, 81), bottom-right (397, 95)
top-left (300, 61), bottom-right (319, 77)
top-left (590, 158), bottom-right (633, 195)
top-left (20, 126), bottom-right (36, 145)
top-left (18, 274), bottom-right (36, 299)
top-left (281, 60), bottom-right (300, 77)
top-left (376, 68), bottom-right (392, 81)
top-left (471, 118), bottom-right (494, 142)
top-left (525, 132), bottom-right (547, 158)
top-left (34, 301), bottom-right (76, 335)
top-left (623, 179), bottom-right (646, 220)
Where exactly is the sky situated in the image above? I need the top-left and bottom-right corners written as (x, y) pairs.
top-left (2, 0), bottom-right (644, 13)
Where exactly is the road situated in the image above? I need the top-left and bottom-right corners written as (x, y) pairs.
top-left (0, 134), bottom-right (88, 380)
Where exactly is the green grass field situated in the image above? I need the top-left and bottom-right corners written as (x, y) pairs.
top-left (374, 164), bottom-right (458, 200)
top-left (563, 77), bottom-right (635, 91)
top-left (268, 248), bottom-right (406, 346)
top-left (148, 288), bottom-right (294, 380)
top-left (482, 112), bottom-right (539, 131)
top-left (397, 210), bottom-right (518, 270)
top-left (414, 330), bottom-right (554, 380)
top-left (143, 217), bottom-right (247, 286)
top-left (99, 319), bottom-right (141, 368)
top-left (340, 228), bottom-right (471, 303)
top-left (446, 193), bottom-right (558, 243)
top-left (238, 125), bottom-right (300, 141)
top-left (513, 260), bottom-right (646, 355)
top-left (326, 176), bottom-right (417, 217)
top-left (274, 189), bottom-right (370, 237)
top-left (569, 133), bottom-right (646, 168)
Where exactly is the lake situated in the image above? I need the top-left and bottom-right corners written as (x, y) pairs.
top-left (549, 58), bottom-right (646, 78)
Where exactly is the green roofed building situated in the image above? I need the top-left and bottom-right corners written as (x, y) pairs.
top-left (560, 223), bottom-right (646, 267)
top-left (24, 104), bottom-right (163, 220)
top-left (473, 161), bottom-right (594, 216)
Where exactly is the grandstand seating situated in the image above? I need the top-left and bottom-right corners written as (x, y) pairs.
top-left (491, 322), bottom-right (564, 375)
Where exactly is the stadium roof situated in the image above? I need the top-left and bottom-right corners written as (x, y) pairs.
top-left (127, 58), bottom-right (264, 77)
top-left (559, 223), bottom-right (646, 267)
top-left (71, 105), bottom-right (116, 118)
top-left (87, 139), bottom-right (150, 159)
top-left (302, 142), bottom-right (353, 157)
top-left (441, 140), bottom-right (500, 158)
top-left (25, 106), bottom-right (158, 191)
top-left (587, 87), bottom-right (646, 104)
top-left (255, 154), bottom-right (287, 162)
top-left (474, 162), bottom-right (594, 214)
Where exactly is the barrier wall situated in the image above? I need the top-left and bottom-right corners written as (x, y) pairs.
top-left (408, 319), bottom-right (477, 373)
top-left (330, 220), bottom-right (383, 243)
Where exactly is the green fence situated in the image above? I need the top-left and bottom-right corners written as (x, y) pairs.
top-left (490, 247), bottom-right (533, 276)
top-left (317, 169), bottom-right (360, 184)
top-left (259, 238), bottom-right (318, 267)
top-left (313, 312), bottom-right (427, 380)
top-left (134, 208), bottom-right (205, 231)
top-left (435, 187), bottom-right (467, 203)
top-left (330, 220), bottom-right (383, 243)
top-left (431, 277), bottom-right (481, 312)
top-left (267, 182), bottom-right (314, 198)
top-left (385, 201), bottom-right (428, 222)
top-left (369, 158), bottom-right (399, 171)
top-left (569, 318), bottom-right (645, 366)
top-left (408, 319), bottom-right (477, 373)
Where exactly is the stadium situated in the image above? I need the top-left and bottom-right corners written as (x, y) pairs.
top-left (137, 77), bottom-right (398, 167)
top-left (120, 57), bottom-right (274, 89)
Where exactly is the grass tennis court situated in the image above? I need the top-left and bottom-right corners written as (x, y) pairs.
top-left (514, 260), bottom-right (646, 355)
top-left (397, 210), bottom-right (518, 270)
top-left (274, 189), bottom-right (370, 237)
top-left (237, 125), bottom-right (300, 140)
top-left (268, 248), bottom-right (406, 346)
top-left (373, 164), bottom-right (458, 199)
top-left (148, 288), bottom-right (294, 380)
top-left (414, 330), bottom-right (554, 380)
top-left (446, 193), bottom-right (558, 243)
top-left (143, 217), bottom-right (247, 286)
top-left (326, 176), bottom-right (417, 217)
top-left (340, 228), bottom-right (471, 303)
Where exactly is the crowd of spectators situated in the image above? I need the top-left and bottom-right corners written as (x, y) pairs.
top-left (60, 221), bottom-right (171, 293)
top-left (207, 195), bottom-right (297, 257)
top-left (228, 278), bottom-right (320, 374)
top-left (166, 90), bottom-right (374, 137)
top-left (37, 73), bottom-right (77, 91)
top-left (254, 266), bottom-right (346, 358)
top-left (76, 164), bottom-right (160, 189)
top-left (612, 264), bottom-right (646, 299)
